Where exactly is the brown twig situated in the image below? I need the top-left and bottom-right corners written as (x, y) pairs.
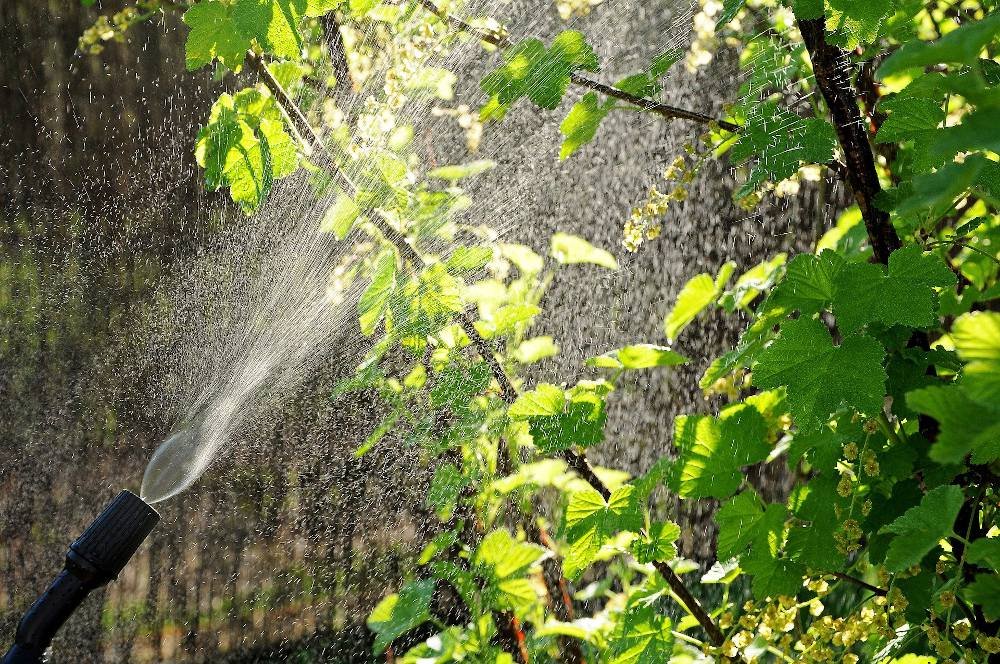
top-left (416, 0), bottom-right (740, 133)
top-left (798, 18), bottom-right (901, 265)
top-left (828, 571), bottom-right (888, 596)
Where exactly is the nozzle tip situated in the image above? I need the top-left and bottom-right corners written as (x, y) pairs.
top-left (70, 490), bottom-right (159, 580)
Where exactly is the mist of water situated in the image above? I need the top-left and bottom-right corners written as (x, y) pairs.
top-left (136, 0), bottom-right (755, 505)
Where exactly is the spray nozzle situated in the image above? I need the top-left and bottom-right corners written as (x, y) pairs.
top-left (2, 491), bottom-right (159, 664)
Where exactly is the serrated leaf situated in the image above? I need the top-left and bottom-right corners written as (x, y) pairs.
top-left (232, 0), bottom-right (305, 61)
top-left (765, 250), bottom-right (843, 316)
top-left (474, 529), bottom-right (547, 580)
top-left (877, 13), bottom-right (1000, 80)
top-left (741, 550), bottom-right (805, 599)
top-left (358, 251), bottom-right (396, 336)
top-left (753, 318), bottom-right (886, 431)
top-left (509, 383), bottom-right (563, 418)
top-left (730, 102), bottom-right (836, 197)
top-left (560, 92), bottom-right (614, 159)
top-left (550, 232), bottom-right (618, 269)
top-left (481, 30), bottom-right (599, 115)
top-left (966, 538), bottom-right (1000, 571)
top-left (184, 1), bottom-right (253, 70)
top-left (832, 245), bottom-right (956, 333)
top-left (715, 491), bottom-right (786, 561)
top-left (875, 96), bottom-right (945, 144)
top-left (880, 484), bottom-right (964, 572)
top-left (367, 579), bottom-right (435, 653)
top-left (963, 574), bottom-right (1000, 621)
top-left (906, 384), bottom-right (1000, 464)
top-left (672, 403), bottom-right (770, 499)
top-left (827, 0), bottom-right (895, 48)
top-left (564, 485), bottom-right (642, 579)
top-left (608, 605), bottom-right (674, 664)
top-left (630, 521), bottom-right (680, 564)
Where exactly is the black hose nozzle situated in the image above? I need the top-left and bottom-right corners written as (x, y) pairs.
top-left (2, 490), bottom-right (159, 664)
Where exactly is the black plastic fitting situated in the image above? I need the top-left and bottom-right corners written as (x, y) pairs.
top-left (2, 490), bottom-right (159, 664)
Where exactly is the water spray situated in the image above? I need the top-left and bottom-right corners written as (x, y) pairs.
top-left (2, 491), bottom-right (159, 664)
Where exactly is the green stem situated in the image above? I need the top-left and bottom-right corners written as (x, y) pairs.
top-left (877, 413), bottom-right (903, 447)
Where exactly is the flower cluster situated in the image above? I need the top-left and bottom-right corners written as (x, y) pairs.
top-left (622, 155), bottom-right (698, 252)
top-left (78, 1), bottom-right (161, 55)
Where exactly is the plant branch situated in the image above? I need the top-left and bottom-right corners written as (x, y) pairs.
top-left (416, 0), bottom-right (740, 132)
top-left (797, 18), bottom-right (901, 265)
top-left (653, 561), bottom-right (726, 646)
top-left (828, 571), bottom-right (888, 596)
top-left (250, 50), bottom-right (722, 652)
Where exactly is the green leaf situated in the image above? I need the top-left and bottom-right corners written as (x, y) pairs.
top-left (367, 579), bottom-right (435, 653)
top-left (430, 361), bottom-right (491, 409)
top-left (184, 1), bottom-right (252, 70)
top-left (319, 192), bottom-right (364, 238)
top-left (630, 521), bottom-right (681, 564)
top-left (427, 159), bottom-right (496, 181)
top-left (875, 96), bottom-right (945, 144)
top-left (741, 550), bottom-right (806, 599)
top-left (906, 384), bottom-right (1000, 464)
top-left (607, 605), bottom-right (674, 664)
top-left (509, 383), bottom-right (564, 418)
top-left (304, 0), bottom-right (342, 16)
top-left (966, 538), bottom-right (1000, 571)
top-left (753, 317), bottom-right (886, 431)
top-left (564, 485), bottom-right (642, 579)
top-left (730, 102), bottom-right (836, 197)
top-left (481, 31), bottom-right (599, 115)
top-left (765, 251), bottom-right (843, 317)
top-left (715, 491), bottom-right (786, 561)
top-left (474, 529), bottom-right (547, 580)
top-left (550, 232), bottom-right (618, 269)
top-left (232, 0), bottom-right (306, 61)
top-left (444, 246), bottom-right (493, 274)
top-left (671, 403), bottom-right (770, 499)
top-left (526, 384), bottom-right (607, 453)
top-left (877, 12), bottom-right (1000, 80)
top-left (952, 311), bottom-right (1000, 406)
top-left (358, 251), bottom-right (396, 336)
top-left (832, 245), bottom-right (956, 333)
top-left (791, 0), bottom-right (823, 20)
top-left (715, 0), bottom-right (746, 30)
top-left (560, 92), bottom-right (614, 159)
top-left (475, 303), bottom-right (541, 338)
top-left (880, 484), bottom-right (964, 572)
top-left (664, 273), bottom-right (719, 342)
top-left (586, 344), bottom-right (688, 370)
top-left (648, 48), bottom-right (683, 78)
top-left (195, 90), bottom-right (299, 213)
top-left (426, 462), bottom-right (466, 520)
top-left (827, 0), bottom-right (896, 48)
top-left (514, 336), bottom-right (559, 364)
top-left (963, 574), bottom-right (1000, 621)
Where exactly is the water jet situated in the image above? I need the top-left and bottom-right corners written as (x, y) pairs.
top-left (1, 491), bottom-right (159, 664)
